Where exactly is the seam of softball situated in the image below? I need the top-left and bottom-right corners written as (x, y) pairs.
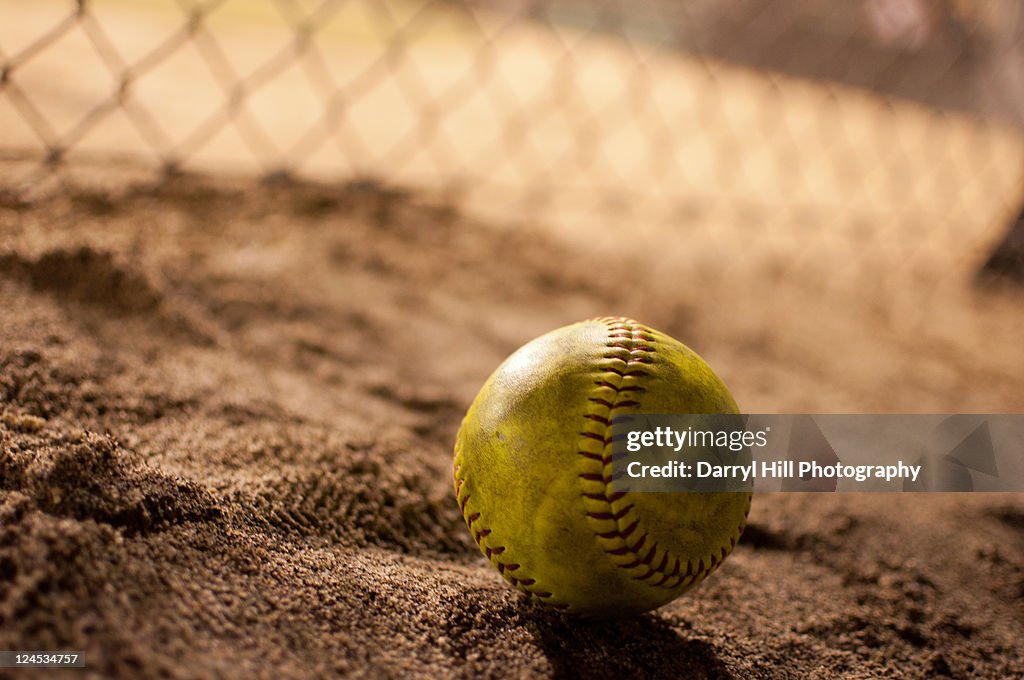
top-left (452, 447), bottom-right (570, 611)
top-left (578, 316), bottom-right (750, 591)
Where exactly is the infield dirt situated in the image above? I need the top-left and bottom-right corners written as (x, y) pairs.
top-left (1, 174), bottom-right (1023, 678)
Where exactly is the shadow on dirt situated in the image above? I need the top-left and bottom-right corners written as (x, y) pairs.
top-left (524, 607), bottom-right (733, 679)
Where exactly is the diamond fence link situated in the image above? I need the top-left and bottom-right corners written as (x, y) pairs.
top-left (1, 0), bottom-right (1024, 286)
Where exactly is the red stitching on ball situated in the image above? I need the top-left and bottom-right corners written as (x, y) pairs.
top-left (454, 447), bottom-right (569, 610)
top-left (584, 504), bottom-right (634, 521)
top-left (580, 317), bottom-right (749, 592)
top-left (583, 490), bottom-right (627, 503)
top-left (633, 569), bottom-right (655, 581)
top-left (578, 450), bottom-right (605, 462)
top-left (630, 533), bottom-right (647, 553)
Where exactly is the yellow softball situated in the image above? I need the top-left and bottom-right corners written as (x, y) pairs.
top-left (453, 316), bottom-right (751, 617)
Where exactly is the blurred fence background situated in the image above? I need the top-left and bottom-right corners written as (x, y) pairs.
top-left (2, 0), bottom-right (1024, 286)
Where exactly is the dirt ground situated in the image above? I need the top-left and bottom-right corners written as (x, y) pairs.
top-left (1, 173), bottom-right (1023, 679)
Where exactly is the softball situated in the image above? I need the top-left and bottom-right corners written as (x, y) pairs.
top-left (453, 316), bottom-right (751, 617)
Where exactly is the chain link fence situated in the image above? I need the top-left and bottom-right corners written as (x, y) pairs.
top-left (2, 0), bottom-right (1024, 285)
